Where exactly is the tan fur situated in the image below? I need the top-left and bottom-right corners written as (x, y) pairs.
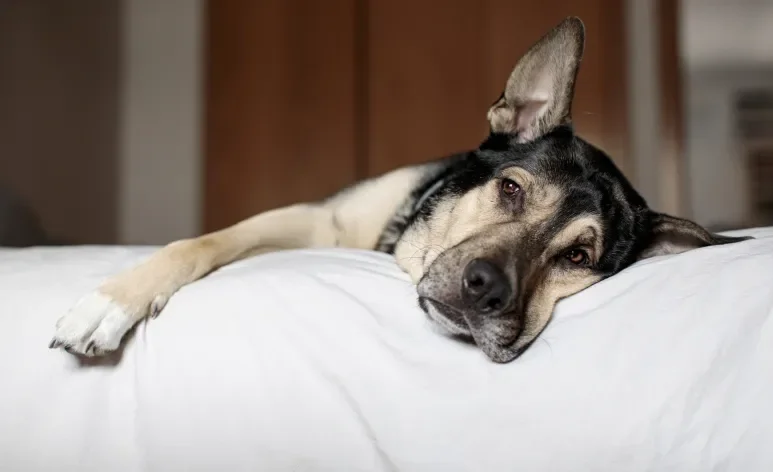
top-left (99, 204), bottom-right (341, 318)
top-left (394, 168), bottom-right (564, 282)
top-left (501, 168), bottom-right (565, 226)
top-left (521, 270), bottom-right (602, 340)
top-left (328, 166), bottom-right (426, 249)
top-left (518, 216), bottom-right (604, 345)
top-left (544, 216), bottom-right (604, 264)
top-left (51, 166), bottom-right (424, 355)
top-left (106, 166), bottom-right (424, 312)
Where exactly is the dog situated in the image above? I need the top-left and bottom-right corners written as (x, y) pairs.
top-left (49, 17), bottom-right (751, 363)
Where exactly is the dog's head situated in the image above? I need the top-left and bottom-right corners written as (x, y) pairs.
top-left (414, 17), bottom-right (751, 363)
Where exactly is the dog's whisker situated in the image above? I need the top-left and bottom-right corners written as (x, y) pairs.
top-left (538, 337), bottom-right (554, 356)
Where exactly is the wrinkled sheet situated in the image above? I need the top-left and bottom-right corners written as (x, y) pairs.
top-left (1, 226), bottom-right (773, 471)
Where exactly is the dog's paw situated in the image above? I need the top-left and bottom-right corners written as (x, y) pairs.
top-left (49, 292), bottom-right (137, 357)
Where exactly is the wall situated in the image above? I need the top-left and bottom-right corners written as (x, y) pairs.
top-left (0, 0), bottom-right (680, 244)
top-left (118, 0), bottom-right (204, 244)
top-left (0, 0), bottom-right (203, 246)
top-left (684, 68), bottom-right (773, 228)
top-left (160, 0), bottom-right (668, 241)
top-left (626, 0), bottom-right (662, 211)
top-left (682, 0), bottom-right (773, 70)
top-left (0, 0), bottom-right (121, 244)
top-left (681, 0), bottom-right (773, 229)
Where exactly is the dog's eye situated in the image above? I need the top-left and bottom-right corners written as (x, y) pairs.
top-left (565, 248), bottom-right (589, 266)
top-left (501, 179), bottom-right (521, 196)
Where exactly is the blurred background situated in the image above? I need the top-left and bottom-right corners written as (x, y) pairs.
top-left (0, 0), bottom-right (770, 246)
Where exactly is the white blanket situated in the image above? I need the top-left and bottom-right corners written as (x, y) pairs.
top-left (2, 227), bottom-right (773, 471)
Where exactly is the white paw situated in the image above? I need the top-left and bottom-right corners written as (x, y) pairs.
top-left (50, 292), bottom-right (137, 357)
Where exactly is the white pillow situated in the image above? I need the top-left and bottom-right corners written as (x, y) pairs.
top-left (1, 226), bottom-right (772, 471)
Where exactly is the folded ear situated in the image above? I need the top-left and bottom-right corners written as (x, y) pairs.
top-left (638, 213), bottom-right (753, 260)
top-left (487, 17), bottom-right (585, 142)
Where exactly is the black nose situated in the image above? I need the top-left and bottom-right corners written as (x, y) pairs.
top-left (462, 259), bottom-right (513, 313)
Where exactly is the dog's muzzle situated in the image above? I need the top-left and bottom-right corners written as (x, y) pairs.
top-left (417, 258), bottom-right (525, 363)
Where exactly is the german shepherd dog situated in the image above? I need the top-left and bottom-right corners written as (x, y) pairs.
top-left (50, 17), bottom-right (750, 363)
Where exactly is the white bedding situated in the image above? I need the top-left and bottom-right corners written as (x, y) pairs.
top-left (2, 226), bottom-right (773, 471)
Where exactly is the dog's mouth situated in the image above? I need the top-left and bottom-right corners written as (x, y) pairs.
top-left (418, 296), bottom-right (526, 363)
top-left (418, 297), bottom-right (471, 335)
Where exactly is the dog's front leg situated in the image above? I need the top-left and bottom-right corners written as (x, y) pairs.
top-left (50, 204), bottom-right (339, 356)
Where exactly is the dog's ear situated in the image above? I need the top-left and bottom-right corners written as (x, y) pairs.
top-left (638, 212), bottom-right (753, 260)
top-left (487, 17), bottom-right (585, 142)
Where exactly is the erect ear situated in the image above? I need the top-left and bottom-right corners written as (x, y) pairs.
top-left (638, 213), bottom-right (753, 260)
top-left (487, 17), bottom-right (585, 142)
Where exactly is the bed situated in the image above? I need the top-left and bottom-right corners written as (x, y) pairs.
top-left (2, 226), bottom-right (773, 471)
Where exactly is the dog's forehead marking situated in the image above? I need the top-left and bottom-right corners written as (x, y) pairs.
top-left (431, 183), bottom-right (502, 249)
top-left (547, 215), bottom-right (604, 257)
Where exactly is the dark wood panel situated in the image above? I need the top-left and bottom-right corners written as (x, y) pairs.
top-left (366, 0), bottom-right (490, 176)
top-left (657, 0), bottom-right (686, 216)
top-left (204, 0), bottom-right (632, 228)
top-left (366, 0), bottom-right (630, 177)
top-left (486, 1), bottom-right (612, 162)
top-left (204, 0), bottom-right (358, 231)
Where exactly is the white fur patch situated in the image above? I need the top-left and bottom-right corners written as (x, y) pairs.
top-left (50, 292), bottom-right (136, 356)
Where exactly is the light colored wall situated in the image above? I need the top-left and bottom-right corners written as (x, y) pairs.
top-left (680, 0), bottom-right (773, 229)
top-left (684, 68), bottom-right (773, 228)
top-left (682, 0), bottom-right (773, 70)
top-left (625, 0), bottom-right (773, 226)
top-left (118, 0), bottom-right (204, 244)
top-left (626, 0), bottom-right (663, 212)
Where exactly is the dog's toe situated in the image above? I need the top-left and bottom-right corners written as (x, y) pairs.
top-left (51, 291), bottom-right (136, 357)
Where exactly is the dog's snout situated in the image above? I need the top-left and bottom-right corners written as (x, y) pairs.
top-left (462, 259), bottom-right (513, 313)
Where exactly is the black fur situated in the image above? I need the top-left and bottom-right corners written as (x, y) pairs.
top-left (376, 125), bottom-right (657, 278)
top-left (373, 123), bottom-right (752, 363)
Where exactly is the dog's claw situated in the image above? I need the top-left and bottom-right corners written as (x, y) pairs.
top-left (85, 341), bottom-right (95, 355)
top-left (48, 339), bottom-right (61, 349)
top-left (150, 295), bottom-right (166, 319)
